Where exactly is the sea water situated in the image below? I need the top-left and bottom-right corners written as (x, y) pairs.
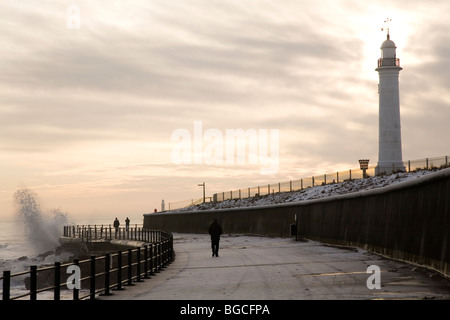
top-left (1, 189), bottom-right (117, 264)
top-left (0, 188), bottom-right (120, 298)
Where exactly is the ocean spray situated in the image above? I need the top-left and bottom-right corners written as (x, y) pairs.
top-left (13, 188), bottom-right (69, 254)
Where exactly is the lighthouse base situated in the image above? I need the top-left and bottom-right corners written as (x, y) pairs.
top-left (376, 162), bottom-right (406, 175)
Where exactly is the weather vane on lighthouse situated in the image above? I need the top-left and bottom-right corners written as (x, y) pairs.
top-left (381, 17), bottom-right (392, 39)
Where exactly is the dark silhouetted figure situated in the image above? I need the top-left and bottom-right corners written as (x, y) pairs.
top-left (125, 217), bottom-right (130, 231)
top-left (208, 219), bottom-right (222, 257)
top-left (113, 217), bottom-right (120, 237)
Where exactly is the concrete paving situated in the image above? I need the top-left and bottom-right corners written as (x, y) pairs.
top-left (99, 233), bottom-right (450, 300)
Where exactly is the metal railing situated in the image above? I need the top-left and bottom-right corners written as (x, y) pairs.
top-left (1, 227), bottom-right (173, 300)
top-left (214, 167), bottom-right (376, 202)
top-left (63, 224), bottom-right (162, 243)
top-left (167, 155), bottom-right (449, 209)
top-left (167, 197), bottom-right (213, 211)
top-left (378, 57), bottom-right (400, 67)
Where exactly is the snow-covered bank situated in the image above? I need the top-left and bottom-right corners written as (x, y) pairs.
top-left (172, 170), bottom-right (440, 212)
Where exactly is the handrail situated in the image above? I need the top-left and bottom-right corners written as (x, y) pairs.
top-left (63, 224), bottom-right (162, 243)
top-left (167, 155), bottom-right (450, 210)
top-left (378, 57), bottom-right (400, 67)
top-left (1, 227), bottom-right (174, 300)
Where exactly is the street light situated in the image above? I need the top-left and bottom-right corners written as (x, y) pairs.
top-left (198, 182), bottom-right (206, 203)
top-left (359, 159), bottom-right (370, 178)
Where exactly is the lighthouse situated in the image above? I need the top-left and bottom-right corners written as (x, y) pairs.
top-left (375, 29), bottom-right (405, 175)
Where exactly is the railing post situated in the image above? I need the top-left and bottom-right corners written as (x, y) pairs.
top-left (116, 251), bottom-right (123, 290)
top-left (155, 242), bottom-right (159, 272)
top-left (30, 265), bottom-right (37, 300)
top-left (136, 247), bottom-right (142, 282)
top-left (103, 253), bottom-right (111, 296)
top-left (165, 239), bottom-right (169, 265)
top-left (166, 239), bottom-right (170, 264)
top-left (161, 240), bottom-right (166, 269)
top-left (167, 237), bottom-right (172, 262)
top-left (171, 236), bottom-right (174, 262)
top-left (90, 256), bottom-right (96, 300)
top-left (157, 242), bottom-right (162, 272)
top-left (149, 243), bottom-right (154, 275)
top-left (54, 262), bottom-right (61, 301)
top-left (127, 249), bottom-right (133, 286)
top-left (144, 245), bottom-right (150, 279)
top-left (2, 271), bottom-right (10, 300)
top-left (73, 259), bottom-right (79, 300)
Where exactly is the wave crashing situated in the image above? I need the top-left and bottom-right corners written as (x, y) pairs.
top-left (13, 188), bottom-right (69, 254)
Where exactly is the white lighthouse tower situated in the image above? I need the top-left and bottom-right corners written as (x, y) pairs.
top-left (375, 24), bottom-right (405, 175)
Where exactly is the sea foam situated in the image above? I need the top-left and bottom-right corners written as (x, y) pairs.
top-left (13, 188), bottom-right (69, 255)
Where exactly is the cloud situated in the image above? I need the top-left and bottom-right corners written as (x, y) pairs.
top-left (0, 0), bottom-right (449, 218)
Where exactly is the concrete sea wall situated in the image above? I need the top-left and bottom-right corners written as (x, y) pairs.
top-left (143, 168), bottom-right (450, 277)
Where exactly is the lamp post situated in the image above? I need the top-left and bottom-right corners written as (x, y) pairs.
top-left (198, 182), bottom-right (206, 203)
top-left (359, 159), bottom-right (370, 178)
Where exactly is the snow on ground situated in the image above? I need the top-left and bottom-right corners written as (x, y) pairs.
top-left (173, 169), bottom-right (439, 212)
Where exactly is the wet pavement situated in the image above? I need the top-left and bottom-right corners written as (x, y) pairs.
top-left (99, 233), bottom-right (450, 300)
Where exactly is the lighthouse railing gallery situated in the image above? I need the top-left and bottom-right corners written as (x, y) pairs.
top-left (167, 155), bottom-right (449, 210)
top-left (378, 57), bottom-right (400, 67)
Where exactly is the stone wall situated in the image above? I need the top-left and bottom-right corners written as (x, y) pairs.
top-left (143, 168), bottom-right (450, 277)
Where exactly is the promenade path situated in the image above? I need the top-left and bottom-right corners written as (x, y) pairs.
top-left (100, 233), bottom-right (450, 300)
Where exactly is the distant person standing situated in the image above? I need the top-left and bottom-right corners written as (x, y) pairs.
top-left (113, 217), bottom-right (120, 237)
top-left (125, 217), bottom-right (130, 231)
top-left (208, 219), bottom-right (222, 257)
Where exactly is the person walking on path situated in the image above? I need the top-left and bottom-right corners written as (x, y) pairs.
top-left (113, 217), bottom-right (120, 238)
top-left (208, 219), bottom-right (222, 257)
top-left (125, 217), bottom-right (130, 231)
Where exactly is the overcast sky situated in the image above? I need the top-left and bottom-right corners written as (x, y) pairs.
top-left (1, 0), bottom-right (449, 221)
